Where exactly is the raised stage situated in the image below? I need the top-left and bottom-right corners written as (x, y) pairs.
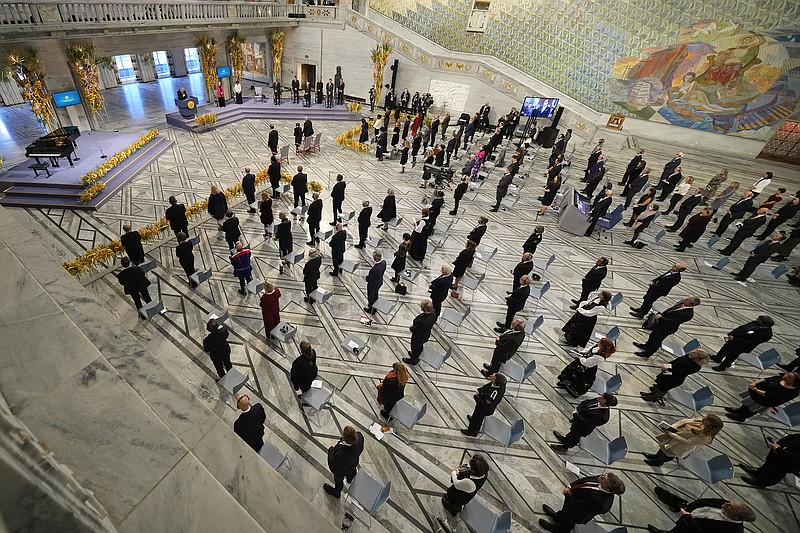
top-left (0, 131), bottom-right (173, 210)
top-left (165, 97), bottom-right (360, 133)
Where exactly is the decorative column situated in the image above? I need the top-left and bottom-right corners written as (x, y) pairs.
top-left (135, 53), bottom-right (157, 83)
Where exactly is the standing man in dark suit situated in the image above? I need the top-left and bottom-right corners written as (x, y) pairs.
top-left (584, 190), bottom-right (613, 237)
top-left (291, 165), bottom-right (308, 209)
top-left (630, 263), bottom-right (685, 318)
top-left (165, 196), bottom-right (189, 236)
top-left (440, 112), bottom-right (451, 140)
top-left (623, 166), bottom-right (649, 209)
top-left (325, 78), bottom-right (334, 108)
top-left (233, 393), bottom-right (266, 452)
top-left (756, 195), bottom-right (800, 239)
top-left (428, 265), bottom-right (453, 317)
top-left (634, 296), bottom-right (700, 358)
top-left (175, 232), bottom-right (198, 288)
top-left (120, 224), bottom-right (146, 265)
top-left (540, 473), bottom-right (626, 533)
top-left (659, 152), bottom-right (682, 183)
top-left (403, 299), bottom-right (437, 365)
top-left (116, 257), bottom-right (152, 310)
top-left (305, 192), bottom-right (323, 246)
top-left (467, 216), bottom-right (488, 245)
top-left (657, 165), bottom-right (683, 200)
top-left (739, 434), bottom-right (800, 487)
top-left (302, 116), bottom-right (314, 142)
top-left (620, 148), bottom-right (644, 186)
top-left (718, 207), bottom-right (769, 255)
top-left (272, 79), bottom-right (281, 105)
top-left (330, 174), bottom-right (346, 225)
top-left (363, 251), bottom-right (386, 315)
top-left (647, 494), bottom-right (755, 533)
top-left (267, 124), bottom-right (279, 155)
top-left (203, 319), bottom-right (232, 378)
top-left (450, 176), bottom-right (469, 215)
top-left (430, 114), bottom-right (441, 140)
top-left (337, 78), bottom-right (345, 105)
top-left (711, 315), bottom-right (774, 371)
top-left (354, 200), bottom-right (373, 249)
top-left (323, 426), bottom-right (364, 499)
top-left (571, 257), bottom-right (608, 307)
top-left (714, 191), bottom-right (754, 236)
top-left (462, 373), bottom-right (506, 436)
top-left (666, 188), bottom-right (703, 231)
top-left (291, 75), bottom-right (300, 103)
top-left (315, 77), bottom-right (324, 105)
top-left (329, 223), bottom-right (345, 277)
top-left (509, 252), bottom-right (534, 293)
top-left (550, 393), bottom-right (618, 452)
top-left (303, 249), bottom-right (322, 304)
top-left (221, 210), bottom-right (241, 255)
top-left (242, 167), bottom-right (257, 214)
top-left (731, 232), bottom-right (784, 281)
top-left (482, 320), bottom-right (526, 376)
top-left (495, 275), bottom-right (531, 333)
top-left (490, 168), bottom-right (514, 212)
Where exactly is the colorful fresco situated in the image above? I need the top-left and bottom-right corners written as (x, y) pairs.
top-left (242, 42), bottom-right (267, 75)
top-left (609, 21), bottom-right (800, 137)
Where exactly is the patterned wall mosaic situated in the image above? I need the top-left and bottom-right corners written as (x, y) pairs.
top-left (369, 0), bottom-right (800, 138)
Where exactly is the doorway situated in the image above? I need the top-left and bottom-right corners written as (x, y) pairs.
top-left (114, 54), bottom-right (136, 84)
top-left (299, 64), bottom-right (316, 87)
top-left (153, 50), bottom-right (170, 78)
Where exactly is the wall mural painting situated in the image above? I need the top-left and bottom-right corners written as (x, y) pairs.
top-left (242, 42), bottom-right (267, 75)
top-left (609, 20), bottom-right (800, 138)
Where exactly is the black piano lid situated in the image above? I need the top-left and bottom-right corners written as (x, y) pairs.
top-left (42, 125), bottom-right (80, 139)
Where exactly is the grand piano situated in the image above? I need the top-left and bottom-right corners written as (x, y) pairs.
top-left (25, 125), bottom-right (81, 167)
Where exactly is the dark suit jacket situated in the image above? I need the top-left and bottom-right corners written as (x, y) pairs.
top-left (571, 399), bottom-right (610, 437)
top-left (561, 475), bottom-right (615, 525)
top-left (728, 197), bottom-right (754, 219)
top-left (307, 199), bottom-right (323, 225)
top-left (268, 130), bottom-right (279, 151)
top-left (513, 260), bottom-right (534, 283)
top-left (737, 214), bottom-right (767, 237)
top-left (678, 194), bottom-right (703, 214)
top-left (750, 239), bottom-right (781, 261)
top-left (327, 433), bottom-right (364, 475)
top-left (661, 158), bottom-right (681, 179)
top-left (366, 260), bottom-right (386, 292)
top-left (331, 181), bottom-right (346, 203)
top-left (222, 217), bottom-right (241, 242)
top-left (674, 499), bottom-right (744, 533)
top-left (506, 285), bottom-right (530, 312)
top-left (330, 231), bottom-right (346, 261)
top-left (165, 204), bottom-right (188, 231)
top-left (429, 274), bottom-right (454, 303)
top-left (656, 304), bottom-right (694, 335)
top-left (590, 197), bottom-right (612, 219)
top-left (497, 173), bottom-right (513, 197)
top-left (493, 330), bottom-right (525, 362)
top-left (410, 311), bottom-right (437, 345)
top-left (467, 224), bottom-right (487, 245)
top-left (649, 270), bottom-right (681, 298)
top-left (453, 182), bottom-right (468, 201)
top-left (303, 256), bottom-right (322, 283)
top-left (117, 265), bottom-right (150, 294)
top-left (358, 207), bottom-right (373, 231)
top-left (474, 382), bottom-right (505, 415)
top-left (303, 119), bottom-right (314, 137)
top-left (727, 320), bottom-right (772, 352)
top-left (626, 154), bottom-right (642, 171)
top-left (234, 403), bottom-right (266, 451)
top-left (120, 231), bottom-right (145, 261)
top-left (582, 265), bottom-right (607, 291)
top-left (242, 173), bottom-right (256, 196)
top-left (292, 172), bottom-right (308, 194)
top-left (202, 325), bottom-right (230, 357)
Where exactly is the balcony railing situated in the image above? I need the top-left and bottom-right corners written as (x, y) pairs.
top-left (0, 2), bottom-right (340, 31)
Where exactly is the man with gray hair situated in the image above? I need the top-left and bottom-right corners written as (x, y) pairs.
top-left (647, 491), bottom-right (755, 533)
top-left (634, 296), bottom-right (700, 358)
top-left (363, 250), bottom-right (386, 315)
top-left (429, 264), bottom-right (453, 317)
top-left (303, 248), bottom-right (322, 304)
top-left (403, 299), bottom-right (437, 365)
top-left (482, 319), bottom-right (526, 376)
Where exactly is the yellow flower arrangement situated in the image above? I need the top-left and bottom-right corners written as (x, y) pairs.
top-left (65, 42), bottom-right (104, 115)
top-left (1, 46), bottom-right (56, 130)
top-left (64, 165), bottom-right (298, 276)
top-left (80, 129), bottom-right (158, 188)
top-left (335, 124), bottom-right (372, 153)
top-left (195, 112), bottom-right (217, 128)
top-left (270, 31), bottom-right (285, 83)
top-left (308, 180), bottom-right (324, 193)
top-left (194, 34), bottom-right (218, 92)
top-left (347, 102), bottom-right (363, 113)
top-left (78, 181), bottom-right (105, 204)
top-left (226, 31), bottom-right (245, 82)
top-left (370, 43), bottom-right (392, 112)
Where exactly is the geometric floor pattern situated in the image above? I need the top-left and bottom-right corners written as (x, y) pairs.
top-left (2, 77), bottom-right (799, 532)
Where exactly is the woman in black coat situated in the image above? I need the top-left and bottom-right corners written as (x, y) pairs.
top-left (523, 225), bottom-right (545, 254)
top-left (399, 140), bottom-right (410, 173)
top-left (207, 186), bottom-right (228, 228)
top-left (291, 340), bottom-right (318, 394)
top-left (293, 123), bottom-right (303, 150)
top-left (391, 233), bottom-right (411, 282)
top-left (377, 189), bottom-right (397, 230)
top-left (561, 291), bottom-right (612, 348)
top-left (259, 191), bottom-right (274, 237)
top-left (409, 208), bottom-right (431, 261)
top-left (377, 362), bottom-right (409, 418)
top-left (428, 190), bottom-right (445, 235)
top-left (358, 118), bottom-right (369, 143)
top-left (391, 121), bottom-right (400, 147)
top-left (675, 208), bottom-right (713, 251)
top-left (451, 239), bottom-right (477, 290)
top-left (641, 349), bottom-right (709, 404)
top-left (537, 174), bottom-right (562, 216)
top-left (268, 155), bottom-right (282, 199)
top-left (274, 212), bottom-right (293, 271)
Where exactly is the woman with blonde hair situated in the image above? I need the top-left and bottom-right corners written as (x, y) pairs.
top-left (556, 337), bottom-right (616, 398)
top-left (640, 348), bottom-right (709, 404)
top-left (664, 175), bottom-right (694, 215)
top-left (643, 414), bottom-right (723, 466)
top-left (377, 362), bottom-right (409, 418)
top-left (207, 185), bottom-right (228, 229)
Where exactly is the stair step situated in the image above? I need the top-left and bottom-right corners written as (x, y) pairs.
top-left (4, 185), bottom-right (80, 197)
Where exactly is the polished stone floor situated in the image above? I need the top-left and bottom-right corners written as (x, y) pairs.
top-left (2, 76), bottom-right (799, 533)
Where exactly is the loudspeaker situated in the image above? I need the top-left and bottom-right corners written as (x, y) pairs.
top-left (389, 59), bottom-right (399, 90)
top-left (551, 106), bottom-right (564, 129)
top-left (537, 126), bottom-right (559, 148)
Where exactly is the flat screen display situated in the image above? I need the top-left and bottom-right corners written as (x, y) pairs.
top-left (574, 189), bottom-right (591, 214)
top-left (535, 98), bottom-right (559, 119)
top-left (520, 96), bottom-right (539, 117)
top-left (53, 90), bottom-right (81, 108)
top-left (216, 65), bottom-right (231, 79)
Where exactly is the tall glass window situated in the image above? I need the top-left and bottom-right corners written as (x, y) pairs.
top-left (114, 54), bottom-right (136, 83)
top-left (153, 50), bottom-right (170, 78)
top-left (184, 48), bottom-right (200, 74)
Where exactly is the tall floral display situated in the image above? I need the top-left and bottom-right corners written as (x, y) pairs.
top-left (0, 46), bottom-right (56, 130)
top-left (65, 42), bottom-right (105, 115)
top-left (270, 31), bottom-right (285, 83)
top-left (194, 34), bottom-right (218, 93)
top-left (226, 31), bottom-right (245, 81)
top-left (370, 42), bottom-right (392, 109)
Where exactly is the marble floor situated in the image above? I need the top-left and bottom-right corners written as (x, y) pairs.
top-left (2, 76), bottom-right (800, 533)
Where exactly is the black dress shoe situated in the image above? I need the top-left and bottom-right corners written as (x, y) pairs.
top-left (630, 311), bottom-right (644, 318)
top-left (647, 525), bottom-right (668, 533)
top-left (570, 299), bottom-right (580, 304)
top-left (538, 518), bottom-right (559, 532)
top-left (323, 484), bottom-right (340, 498)
top-left (726, 412), bottom-right (747, 422)
top-left (461, 429), bottom-right (477, 437)
top-left (552, 431), bottom-right (566, 442)
top-left (466, 415), bottom-right (472, 421)
top-left (738, 463), bottom-right (759, 475)
top-left (633, 341), bottom-right (646, 349)
top-left (303, 297), bottom-right (309, 303)
top-left (402, 357), bottom-right (417, 365)
top-left (480, 369), bottom-right (490, 377)
top-left (482, 363), bottom-right (492, 370)
top-left (493, 327), bottom-right (505, 333)
top-left (569, 305), bottom-right (578, 310)
top-left (550, 443), bottom-right (568, 453)
top-left (306, 241), bottom-right (315, 246)
top-left (635, 352), bottom-right (652, 358)
top-left (542, 504), bottom-right (558, 518)
top-left (724, 406), bottom-right (740, 413)
top-left (742, 475), bottom-right (767, 487)
top-left (712, 365), bottom-right (727, 372)
top-left (496, 321), bottom-right (505, 328)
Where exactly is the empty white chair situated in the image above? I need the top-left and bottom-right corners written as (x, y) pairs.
top-left (640, 228), bottom-right (666, 245)
top-left (698, 234), bottom-right (720, 250)
top-left (190, 269), bottom-right (213, 286)
top-left (499, 359), bottom-right (536, 397)
top-left (301, 385), bottom-right (334, 417)
top-left (481, 416), bottom-right (525, 455)
top-left (591, 371), bottom-right (622, 394)
top-left (768, 402), bottom-right (800, 428)
top-left (704, 256), bottom-right (730, 270)
top-left (528, 281), bottom-right (550, 314)
top-left (606, 292), bottom-right (624, 315)
top-left (460, 272), bottom-right (486, 291)
top-left (521, 314), bottom-right (544, 349)
top-left (217, 368), bottom-right (248, 396)
top-left (419, 345), bottom-right (452, 383)
top-left (139, 257), bottom-right (157, 273)
top-left (739, 347), bottom-right (781, 373)
top-left (372, 297), bottom-right (398, 322)
top-left (533, 254), bottom-right (555, 272)
top-left (269, 322), bottom-right (296, 344)
top-left (309, 287), bottom-right (332, 304)
top-left (203, 307), bottom-right (228, 324)
top-left (767, 264), bottom-right (789, 280)
top-left (344, 468), bottom-right (392, 527)
top-left (389, 398), bottom-right (427, 431)
top-left (461, 497), bottom-right (512, 533)
top-left (138, 299), bottom-right (165, 320)
top-left (579, 434), bottom-right (628, 465)
top-left (339, 259), bottom-right (359, 274)
top-left (679, 452), bottom-right (734, 486)
top-left (341, 334), bottom-right (368, 357)
top-left (661, 338), bottom-right (701, 357)
top-left (473, 247), bottom-right (498, 271)
top-left (668, 386), bottom-right (714, 412)
top-left (592, 325), bottom-right (620, 343)
top-left (246, 279), bottom-right (264, 294)
top-left (259, 442), bottom-right (289, 470)
top-left (440, 306), bottom-right (471, 339)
